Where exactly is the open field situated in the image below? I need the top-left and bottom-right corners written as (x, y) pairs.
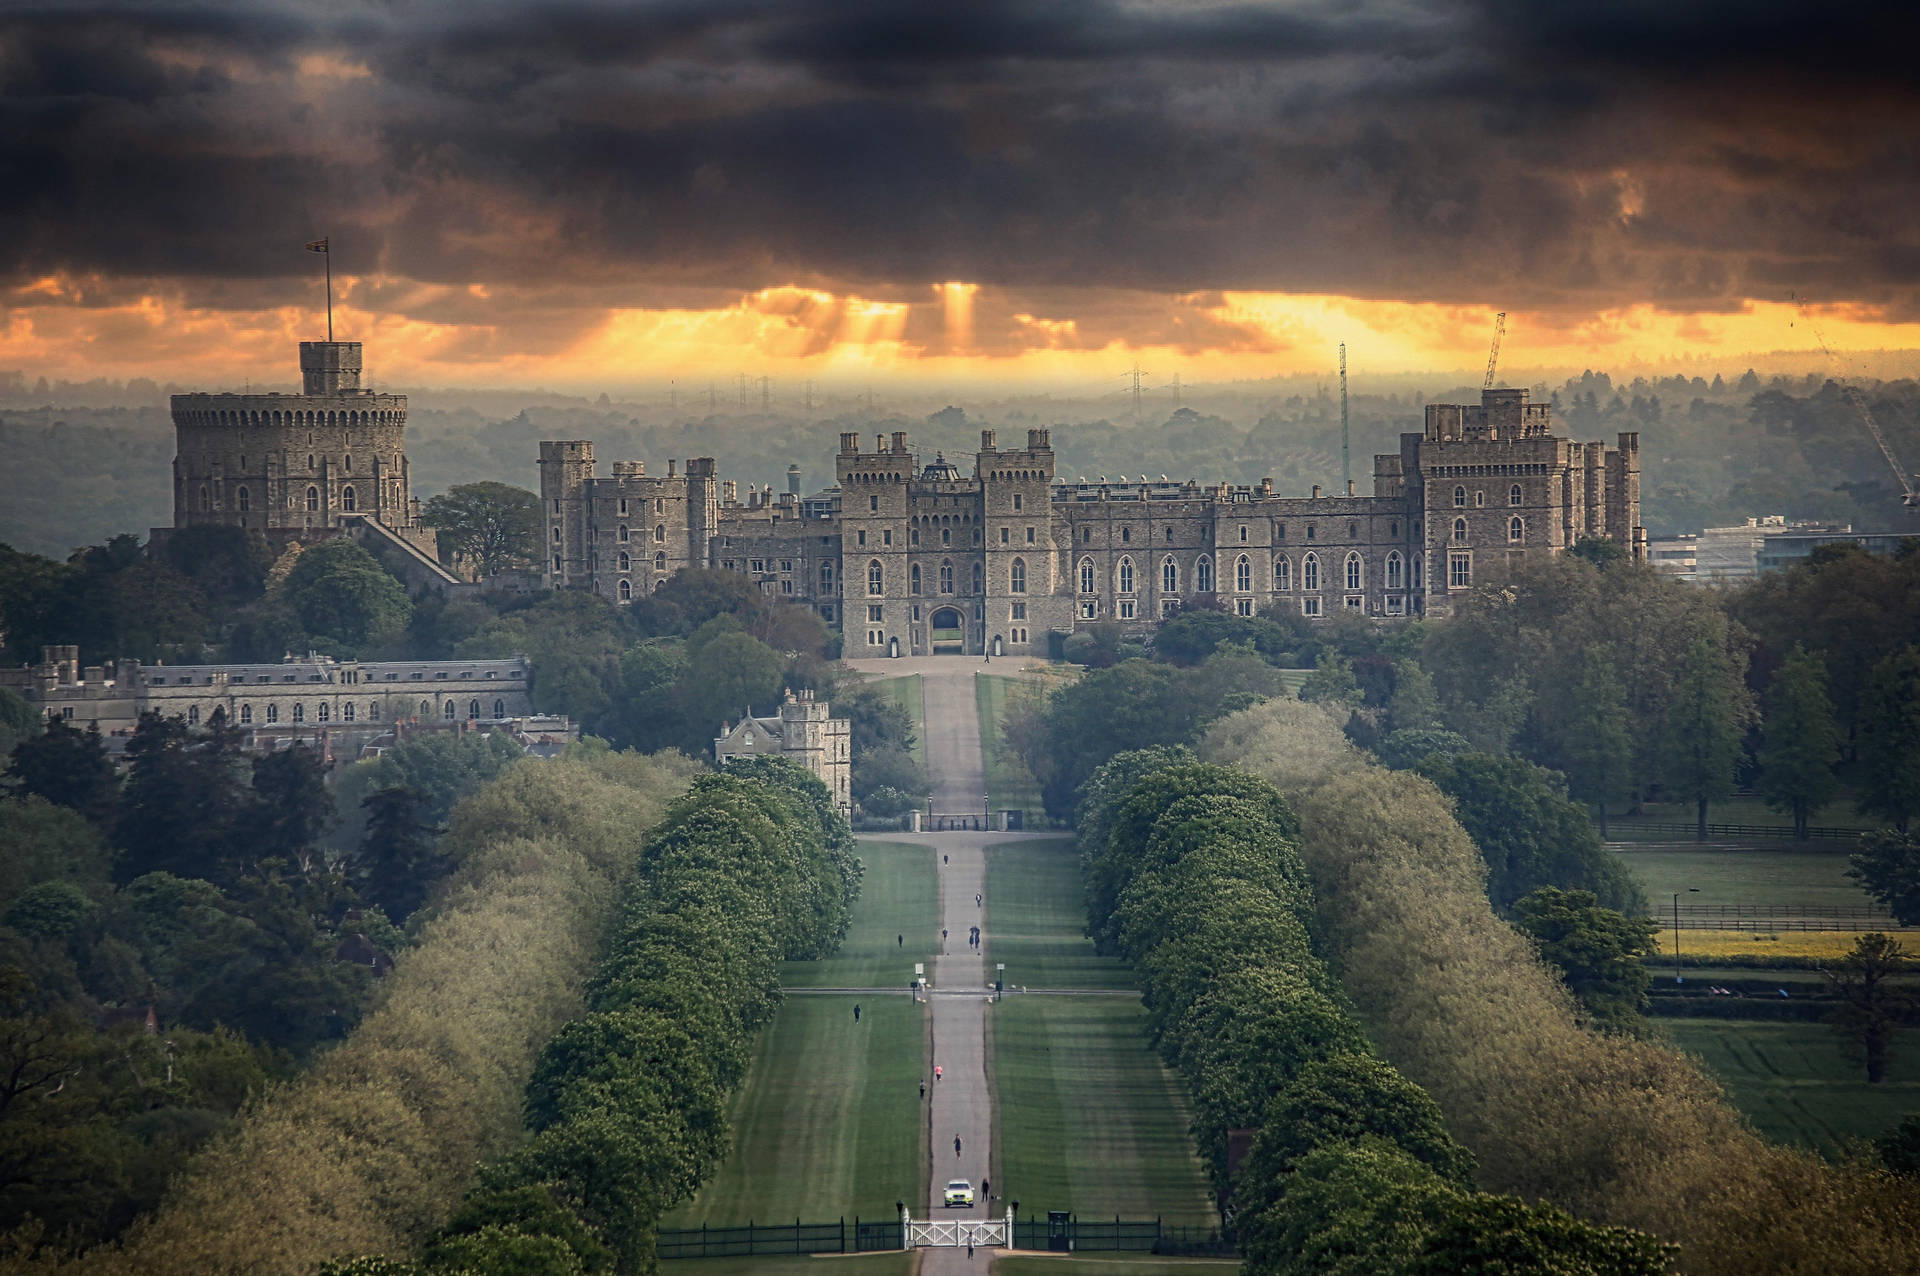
top-left (664, 994), bottom-right (928, 1226)
top-left (993, 1260), bottom-right (1237, 1276)
top-left (783, 841), bottom-right (938, 989)
top-left (991, 997), bottom-right (1217, 1226)
top-left (1651, 930), bottom-right (1919, 960)
top-left (977, 675), bottom-right (1047, 820)
top-left (1662, 1019), bottom-right (1920, 1158)
top-left (1626, 794), bottom-right (1881, 832)
top-left (986, 841), bottom-right (1137, 991)
top-left (1610, 845), bottom-right (1879, 913)
top-left (867, 675), bottom-right (929, 775)
top-left (661, 1254), bottom-right (915, 1276)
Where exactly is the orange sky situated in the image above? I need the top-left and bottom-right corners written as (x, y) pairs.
top-left (7, 275), bottom-right (1918, 394)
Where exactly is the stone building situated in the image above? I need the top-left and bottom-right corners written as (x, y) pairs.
top-left (713, 688), bottom-right (853, 814)
top-left (542, 387), bottom-right (1643, 655)
top-left (3, 647), bottom-right (535, 752)
top-left (163, 342), bottom-right (461, 590)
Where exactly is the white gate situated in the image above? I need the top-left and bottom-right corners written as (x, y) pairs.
top-left (904, 1215), bottom-right (1010, 1249)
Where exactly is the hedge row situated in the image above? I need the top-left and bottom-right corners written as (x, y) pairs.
top-left (1079, 752), bottom-right (1672, 1276)
top-left (1204, 696), bottom-right (1920, 1274)
top-left (18, 749), bottom-right (701, 1276)
top-left (349, 756), bottom-right (861, 1276)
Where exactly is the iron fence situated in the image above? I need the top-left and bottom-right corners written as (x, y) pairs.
top-left (1606, 819), bottom-right (1857, 842)
top-left (657, 1220), bottom-right (853, 1258)
top-left (1008, 1215), bottom-right (1234, 1256)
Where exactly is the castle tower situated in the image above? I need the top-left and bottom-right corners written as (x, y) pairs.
top-left (168, 342), bottom-right (418, 550)
top-left (538, 441), bottom-right (595, 586)
top-left (978, 427), bottom-right (1058, 656)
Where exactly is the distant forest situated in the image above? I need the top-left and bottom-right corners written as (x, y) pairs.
top-left (4, 369), bottom-right (1918, 558)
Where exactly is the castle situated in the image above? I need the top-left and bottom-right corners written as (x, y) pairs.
top-left (161, 341), bottom-right (463, 591)
top-left (543, 388), bottom-right (1643, 657)
top-left (713, 689), bottom-right (853, 814)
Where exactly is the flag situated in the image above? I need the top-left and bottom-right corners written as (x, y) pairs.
top-left (305, 238), bottom-right (329, 253)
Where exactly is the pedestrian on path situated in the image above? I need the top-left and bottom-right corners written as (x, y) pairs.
top-left (981, 1178), bottom-right (989, 1201)
top-left (853, 1003), bottom-right (861, 1022)
top-left (976, 892), bottom-right (982, 907)
top-left (967, 1233), bottom-right (974, 1260)
top-left (944, 854), bottom-right (949, 865)
top-left (898, 934), bottom-right (903, 947)
top-left (935, 1065), bottom-right (943, 1082)
top-left (920, 1081), bottom-right (927, 1100)
top-left (955, 1134), bottom-right (963, 1157)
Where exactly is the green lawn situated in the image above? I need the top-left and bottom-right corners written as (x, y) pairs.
top-left (665, 995), bottom-right (928, 1226)
top-left (1663, 1018), bottom-right (1920, 1158)
top-left (1608, 845), bottom-right (1880, 914)
top-left (991, 997), bottom-right (1217, 1226)
top-left (977, 675), bottom-right (1047, 821)
top-left (783, 841), bottom-right (939, 988)
top-left (1619, 793), bottom-right (1881, 832)
top-left (662, 1255), bottom-right (914, 1276)
top-left (986, 842), bottom-right (1137, 991)
top-left (867, 675), bottom-right (929, 775)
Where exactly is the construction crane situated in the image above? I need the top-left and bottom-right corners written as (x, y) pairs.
top-left (1339, 343), bottom-right (1350, 490)
top-left (1796, 297), bottom-right (1919, 506)
top-left (1483, 312), bottom-right (1506, 390)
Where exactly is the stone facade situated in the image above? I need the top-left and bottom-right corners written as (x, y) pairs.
top-left (165, 342), bottom-right (436, 558)
top-left (713, 688), bottom-right (853, 814)
top-left (544, 388), bottom-right (1644, 654)
top-left (4, 647), bottom-right (534, 744)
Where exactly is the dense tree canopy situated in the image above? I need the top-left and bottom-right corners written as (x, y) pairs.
top-left (421, 482), bottom-right (541, 578)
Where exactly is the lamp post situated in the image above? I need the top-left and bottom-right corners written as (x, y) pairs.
top-left (996, 962), bottom-right (1005, 1000)
top-left (1672, 888), bottom-right (1699, 984)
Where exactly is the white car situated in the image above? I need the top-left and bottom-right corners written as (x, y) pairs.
top-left (944, 1179), bottom-right (975, 1207)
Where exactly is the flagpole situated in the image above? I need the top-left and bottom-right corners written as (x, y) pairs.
top-left (325, 244), bottom-right (333, 342)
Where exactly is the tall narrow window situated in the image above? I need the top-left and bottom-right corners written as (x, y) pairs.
top-left (971, 562), bottom-right (982, 593)
top-left (1449, 551), bottom-right (1472, 589)
top-left (1508, 516), bottom-right (1525, 543)
top-left (236, 486), bottom-right (250, 512)
top-left (619, 579), bottom-right (632, 600)
top-left (619, 525), bottom-right (630, 542)
top-left (1078, 558), bottom-right (1095, 594)
top-left (444, 701), bottom-right (457, 720)
top-left (1302, 552), bottom-right (1319, 591)
top-left (292, 703), bottom-right (305, 724)
top-left (1010, 558), bottom-right (1027, 593)
top-left (940, 561), bottom-right (954, 594)
top-left (1452, 517), bottom-right (1469, 543)
top-left (239, 703), bottom-right (253, 725)
top-left (1235, 554), bottom-right (1252, 592)
top-left (341, 485), bottom-right (356, 512)
top-left (911, 564), bottom-right (922, 595)
top-left (1275, 556), bottom-right (1291, 590)
top-left (198, 485), bottom-right (210, 512)
top-left (1386, 551), bottom-right (1404, 590)
top-left (1509, 483), bottom-right (1523, 506)
top-left (1453, 485), bottom-right (1466, 507)
top-left (1118, 557), bottom-right (1135, 594)
top-left (654, 525), bottom-right (665, 543)
top-left (1162, 557), bottom-right (1178, 593)
top-left (619, 551), bottom-right (631, 572)
top-left (1196, 555), bottom-right (1214, 593)
top-left (1412, 553), bottom-right (1424, 590)
top-left (306, 486), bottom-right (320, 511)
top-left (493, 699), bottom-right (505, 718)
top-left (868, 560), bottom-right (884, 595)
top-left (1344, 552), bottom-right (1363, 591)
top-left (468, 700), bottom-right (481, 719)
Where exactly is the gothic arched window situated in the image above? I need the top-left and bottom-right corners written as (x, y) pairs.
top-left (1453, 485), bottom-right (1466, 507)
top-left (1302, 552), bottom-right (1320, 591)
top-left (1386, 551), bottom-right (1404, 590)
top-left (239, 703), bottom-right (253, 725)
top-left (493, 699), bottom-right (505, 718)
top-left (1010, 558), bottom-right (1027, 593)
top-left (911, 564), bottom-right (923, 595)
top-left (868, 560), bottom-right (884, 595)
top-left (1345, 552), bottom-right (1364, 591)
top-left (1196, 555), bottom-right (1214, 593)
top-left (1275, 556), bottom-right (1291, 591)
top-left (618, 579), bottom-right (632, 601)
top-left (1509, 483), bottom-right (1523, 506)
top-left (1452, 517), bottom-right (1469, 544)
top-left (618, 551), bottom-right (631, 572)
top-left (236, 486), bottom-right (250, 513)
top-left (1162, 557), bottom-right (1178, 593)
top-left (306, 486), bottom-right (320, 511)
top-left (1509, 515), bottom-right (1525, 543)
top-left (939, 561), bottom-right (954, 594)
top-left (341, 485), bottom-right (356, 512)
top-left (1235, 554), bottom-right (1252, 592)
top-left (1118, 557), bottom-right (1135, 594)
top-left (1078, 558), bottom-right (1096, 594)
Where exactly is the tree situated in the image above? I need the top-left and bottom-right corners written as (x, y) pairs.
top-left (157, 524), bottom-right (272, 608)
top-left (1408, 1192), bottom-right (1673, 1275)
top-left (1850, 830), bottom-right (1920, 927)
top-left (249, 745), bottom-right (335, 870)
top-left (0, 688), bottom-right (39, 760)
top-left (1567, 535), bottom-right (1628, 567)
top-left (1417, 755), bottom-right (1645, 915)
top-left (1512, 887), bottom-right (1658, 1032)
top-left (355, 787), bottom-right (447, 921)
top-left (1558, 646), bottom-right (1633, 837)
top-left (1859, 645), bottom-right (1920, 832)
top-left (1756, 645), bottom-right (1842, 839)
top-left (1824, 932), bottom-right (1915, 1083)
top-left (422, 482), bottom-right (542, 578)
top-left (4, 716), bottom-right (116, 823)
top-left (278, 538), bottom-right (412, 656)
top-left (1298, 649), bottom-right (1362, 707)
top-left (1659, 631), bottom-right (1752, 839)
top-left (116, 711), bottom-right (250, 884)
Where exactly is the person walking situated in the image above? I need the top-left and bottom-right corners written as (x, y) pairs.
top-left (853, 1003), bottom-right (861, 1022)
top-left (976, 892), bottom-right (982, 907)
top-left (955, 1134), bottom-right (963, 1157)
top-left (981, 1177), bottom-right (990, 1202)
top-left (898, 933), bottom-right (903, 948)
top-left (967, 1232), bottom-right (974, 1260)
top-left (935, 1065), bottom-right (943, 1082)
top-left (920, 1080), bottom-right (927, 1100)
top-left (943, 854), bottom-right (949, 865)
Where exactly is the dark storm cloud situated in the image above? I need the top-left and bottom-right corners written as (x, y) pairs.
top-left (1, 0), bottom-right (1916, 316)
